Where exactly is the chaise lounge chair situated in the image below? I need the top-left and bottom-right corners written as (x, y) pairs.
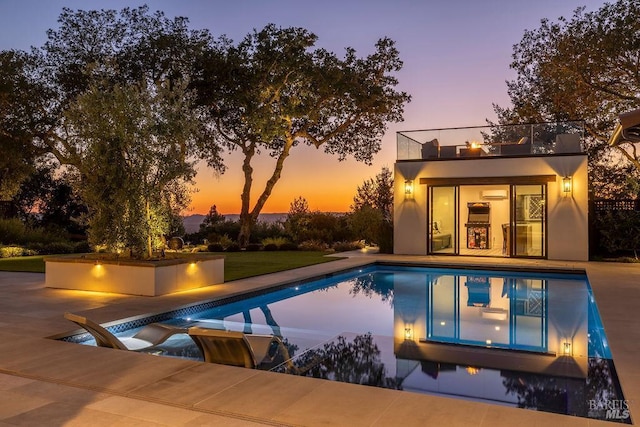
top-left (64, 312), bottom-right (187, 351)
top-left (188, 326), bottom-right (296, 371)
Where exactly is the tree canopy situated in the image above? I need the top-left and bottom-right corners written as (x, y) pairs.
top-left (195, 24), bottom-right (410, 245)
top-left (350, 167), bottom-right (394, 252)
top-left (0, 51), bottom-right (46, 200)
top-left (494, 0), bottom-right (640, 197)
top-left (17, 6), bottom-right (223, 257)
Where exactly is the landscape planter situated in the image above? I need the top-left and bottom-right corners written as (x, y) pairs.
top-left (44, 254), bottom-right (224, 296)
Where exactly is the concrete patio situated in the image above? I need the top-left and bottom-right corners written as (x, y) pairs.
top-left (0, 254), bottom-right (637, 426)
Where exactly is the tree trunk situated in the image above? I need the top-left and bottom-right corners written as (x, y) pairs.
top-left (237, 143), bottom-right (257, 247)
top-left (238, 215), bottom-right (254, 248)
top-left (145, 199), bottom-right (153, 258)
top-left (237, 138), bottom-right (294, 246)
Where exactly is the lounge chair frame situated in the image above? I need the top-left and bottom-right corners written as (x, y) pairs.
top-left (64, 312), bottom-right (186, 351)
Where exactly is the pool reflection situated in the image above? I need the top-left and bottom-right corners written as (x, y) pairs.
top-left (132, 266), bottom-right (626, 423)
top-left (393, 271), bottom-right (589, 378)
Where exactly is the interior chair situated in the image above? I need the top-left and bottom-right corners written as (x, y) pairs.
top-left (188, 326), bottom-right (296, 371)
top-left (64, 312), bottom-right (187, 351)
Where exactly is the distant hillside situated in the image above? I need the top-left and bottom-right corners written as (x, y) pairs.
top-left (182, 213), bottom-right (287, 234)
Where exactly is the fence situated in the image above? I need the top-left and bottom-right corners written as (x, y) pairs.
top-left (592, 199), bottom-right (639, 212)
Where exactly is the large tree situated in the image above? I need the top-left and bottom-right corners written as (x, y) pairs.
top-left (9, 6), bottom-right (223, 257)
top-left (63, 78), bottom-right (203, 257)
top-left (195, 25), bottom-right (410, 246)
top-left (350, 167), bottom-right (394, 252)
top-left (494, 0), bottom-right (640, 197)
top-left (0, 51), bottom-right (46, 200)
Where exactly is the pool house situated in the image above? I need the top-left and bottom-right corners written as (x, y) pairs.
top-left (394, 122), bottom-right (588, 261)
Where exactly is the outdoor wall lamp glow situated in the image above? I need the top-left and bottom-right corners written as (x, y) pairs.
top-left (563, 341), bottom-right (573, 356)
top-left (404, 325), bottom-right (413, 341)
top-left (562, 176), bottom-right (572, 197)
top-left (404, 180), bottom-right (414, 199)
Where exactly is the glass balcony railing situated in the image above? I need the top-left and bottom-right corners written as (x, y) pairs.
top-left (397, 121), bottom-right (585, 161)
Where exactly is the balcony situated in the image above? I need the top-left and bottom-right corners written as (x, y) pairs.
top-left (397, 121), bottom-right (584, 161)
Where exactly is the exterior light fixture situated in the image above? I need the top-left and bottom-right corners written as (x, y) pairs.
top-left (404, 180), bottom-right (414, 199)
top-left (563, 341), bottom-right (572, 356)
top-left (404, 325), bottom-right (413, 341)
top-left (562, 176), bottom-right (572, 197)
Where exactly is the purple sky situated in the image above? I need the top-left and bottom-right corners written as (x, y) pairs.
top-left (0, 0), bottom-right (608, 213)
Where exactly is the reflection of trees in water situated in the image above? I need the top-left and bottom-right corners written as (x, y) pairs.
top-left (293, 333), bottom-right (398, 389)
top-left (348, 274), bottom-right (394, 305)
top-left (501, 358), bottom-right (623, 419)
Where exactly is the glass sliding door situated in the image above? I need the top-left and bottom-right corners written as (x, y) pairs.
top-left (511, 184), bottom-right (546, 257)
top-left (429, 186), bottom-right (458, 254)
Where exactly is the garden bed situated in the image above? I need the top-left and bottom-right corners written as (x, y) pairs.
top-left (44, 254), bottom-right (224, 296)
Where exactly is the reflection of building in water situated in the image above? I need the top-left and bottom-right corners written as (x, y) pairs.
top-left (393, 272), bottom-right (589, 380)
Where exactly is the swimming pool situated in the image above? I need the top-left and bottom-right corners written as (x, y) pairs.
top-left (67, 263), bottom-right (630, 423)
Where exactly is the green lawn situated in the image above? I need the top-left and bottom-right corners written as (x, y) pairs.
top-left (0, 251), bottom-right (341, 281)
top-left (0, 256), bottom-right (46, 273)
top-left (212, 251), bottom-right (340, 281)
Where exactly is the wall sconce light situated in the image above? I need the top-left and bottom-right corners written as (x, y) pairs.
top-left (404, 325), bottom-right (413, 341)
top-left (404, 180), bottom-right (414, 199)
top-left (562, 341), bottom-right (572, 356)
top-left (562, 176), bottom-right (572, 197)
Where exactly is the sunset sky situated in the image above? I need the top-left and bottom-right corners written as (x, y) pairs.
top-left (1, 0), bottom-right (608, 214)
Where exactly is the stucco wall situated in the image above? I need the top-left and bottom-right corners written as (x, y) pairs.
top-left (45, 256), bottom-right (224, 296)
top-left (394, 155), bottom-right (588, 261)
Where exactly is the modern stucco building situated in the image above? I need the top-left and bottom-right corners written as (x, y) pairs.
top-left (394, 122), bottom-right (588, 261)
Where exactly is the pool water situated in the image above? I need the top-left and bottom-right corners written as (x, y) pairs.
top-left (88, 265), bottom-right (631, 423)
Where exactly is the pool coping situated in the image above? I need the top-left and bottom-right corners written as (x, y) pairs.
top-left (0, 254), bottom-right (637, 426)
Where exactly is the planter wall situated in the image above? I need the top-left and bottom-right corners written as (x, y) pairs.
top-left (45, 255), bottom-right (224, 296)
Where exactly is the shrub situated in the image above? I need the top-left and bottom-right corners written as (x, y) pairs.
top-left (245, 243), bottom-right (263, 251)
top-left (0, 218), bottom-right (27, 245)
top-left (37, 242), bottom-right (75, 255)
top-left (207, 243), bottom-right (225, 252)
top-left (209, 234), bottom-right (233, 249)
top-left (0, 246), bottom-right (26, 258)
top-left (0, 218), bottom-right (69, 246)
top-left (73, 241), bottom-right (92, 253)
top-left (280, 242), bottom-right (298, 251)
top-left (298, 240), bottom-right (329, 251)
top-left (264, 243), bottom-right (278, 251)
top-left (226, 243), bottom-right (241, 252)
top-left (262, 236), bottom-right (289, 248)
top-left (332, 241), bottom-right (364, 252)
top-left (593, 210), bottom-right (640, 257)
top-left (377, 221), bottom-right (394, 254)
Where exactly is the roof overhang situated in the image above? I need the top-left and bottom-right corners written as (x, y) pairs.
top-left (608, 108), bottom-right (640, 146)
